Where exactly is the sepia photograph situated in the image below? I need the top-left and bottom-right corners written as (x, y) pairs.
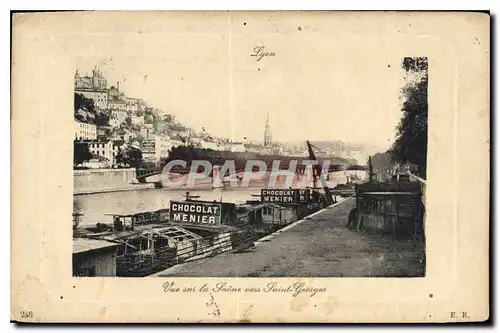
top-left (72, 54), bottom-right (428, 278)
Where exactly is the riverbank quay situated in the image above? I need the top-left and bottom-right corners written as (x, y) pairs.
top-left (74, 183), bottom-right (155, 195)
top-left (74, 168), bottom-right (153, 195)
top-left (153, 197), bottom-right (425, 277)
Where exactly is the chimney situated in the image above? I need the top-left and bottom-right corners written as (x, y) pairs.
top-left (117, 81), bottom-right (120, 92)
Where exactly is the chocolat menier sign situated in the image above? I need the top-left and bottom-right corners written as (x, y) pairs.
top-left (261, 189), bottom-right (310, 204)
top-left (169, 201), bottom-right (222, 228)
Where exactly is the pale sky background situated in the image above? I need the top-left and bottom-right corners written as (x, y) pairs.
top-left (76, 31), bottom-right (406, 150)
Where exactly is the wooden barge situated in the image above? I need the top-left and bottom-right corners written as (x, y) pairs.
top-left (347, 181), bottom-right (425, 240)
top-left (73, 189), bottom-right (328, 277)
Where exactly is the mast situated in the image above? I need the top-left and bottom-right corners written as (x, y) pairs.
top-left (305, 140), bottom-right (334, 206)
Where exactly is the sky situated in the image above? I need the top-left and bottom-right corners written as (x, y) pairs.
top-left (76, 31), bottom-right (407, 151)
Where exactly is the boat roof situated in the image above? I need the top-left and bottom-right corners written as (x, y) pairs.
top-left (105, 209), bottom-right (170, 217)
top-left (237, 203), bottom-right (289, 212)
top-left (358, 192), bottom-right (420, 196)
top-left (356, 181), bottom-right (422, 194)
top-left (178, 224), bottom-right (238, 233)
top-left (73, 237), bottom-right (120, 254)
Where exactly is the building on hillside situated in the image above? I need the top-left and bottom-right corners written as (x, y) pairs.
top-left (75, 66), bottom-right (107, 90)
top-left (108, 99), bottom-right (127, 112)
top-left (110, 109), bottom-right (128, 127)
top-left (168, 125), bottom-right (190, 140)
top-left (244, 143), bottom-right (265, 154)
top-left (229, 142), bottom-right (246, 153)
top-left (123, 130), bottom-right (137, 142)
top-left (140, 125), bottom-right (154, 139)
top-left (107, 82), bottom-right (128, 102)
top-left (75, 89), bottom-right (108, 110)
top-left (131, 115), bottom-right (144, 126)
top-left (111, 128), bottom-right (126, 140)
top-left (81, 159), bottom-right (110, 169)
top-left (110, 128), bottom-right (136, 142)
top-left (89, 140), bottom-right (114, 162)
top-left (74, 66), bottom-right (108, 110)
top-left (75, 119), bottom-right (97, 140)
top-left (155, 136), bottom-right (173, 161)
top-left (125, 97), bottom-right (141, 113)
top-left (200, 140), bottom-right (219, 150)
top-left (126, 104), bottom-right (138, 113)
top-left (108, 117), bottom-right (121, 128)
top-left (96, 125), bottom-right (113, 138)
top-left (155, 119), bottom-right (167, 134)
top-left (141, 139), bottom-right (156, 161)
top-left (88, 140), bottom-right (125, 165)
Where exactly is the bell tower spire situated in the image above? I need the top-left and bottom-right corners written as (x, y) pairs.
top-left (264, 112), bottom-right (272, 147)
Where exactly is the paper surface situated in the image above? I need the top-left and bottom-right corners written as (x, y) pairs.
top-left (11, 11), bottom-right (490, 323)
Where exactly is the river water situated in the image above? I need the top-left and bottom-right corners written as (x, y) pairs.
top-left (73, 169), bottom-right (361, 226)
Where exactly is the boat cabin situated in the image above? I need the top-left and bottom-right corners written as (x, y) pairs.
top-left (105, 209), bottom-right (170, 232)
top-left (236, 202), bottom-right (297, 226)
top-left (73, 237), bottom-right (120, 277)
top-left (348, 181), bottom-right (424, 239)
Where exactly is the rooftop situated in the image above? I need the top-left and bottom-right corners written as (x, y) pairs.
top-left (73, 237), bottom-right (120, 254)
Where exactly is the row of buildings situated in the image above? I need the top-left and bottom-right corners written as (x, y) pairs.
top-left (74, 65), bottom-right (369, 168)
top-left (74, 66), bottom-right (174, 167)
top-left (74, 66), bottom-right (280, 167)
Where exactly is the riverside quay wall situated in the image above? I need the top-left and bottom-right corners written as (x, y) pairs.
top-left (74, 168), bottom-right (152, 195)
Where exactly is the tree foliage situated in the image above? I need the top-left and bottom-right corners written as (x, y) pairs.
top-left (368, 152), bottom-right (394, 171)
top-left (94, 112), bottom-right (110, 127)
top-left (74, 93), bottom-right (95, 114)
top-left (117, 146), bottom-right (143, 167)
top-left (390, 57), bottom-right (428, 177)
top-left (74, 93), bottom-right (110, 126)
top-left (125, 116), bottom-right (132, 127)
top-left (74, 141), bottom-right (92, 166)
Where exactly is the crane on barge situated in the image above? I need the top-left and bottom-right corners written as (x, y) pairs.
top-left (305, 140), bottom-right (335, 206)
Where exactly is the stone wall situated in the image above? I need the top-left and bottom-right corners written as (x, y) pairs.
top-left (74, 168), bottom-right (138, 194)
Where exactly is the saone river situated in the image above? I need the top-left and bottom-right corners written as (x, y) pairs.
top-left (74, 188), bottom-right (268, 226)
top-left (73, 170), bottom-right (362, 226)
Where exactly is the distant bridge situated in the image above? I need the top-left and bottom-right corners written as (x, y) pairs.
top-left (136, 162), bottom-right (368, 183)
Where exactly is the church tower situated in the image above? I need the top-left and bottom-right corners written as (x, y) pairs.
top-left (74, 69), bottom-right (80, 88)
top-left (264, 112), bottom-right (272, 146)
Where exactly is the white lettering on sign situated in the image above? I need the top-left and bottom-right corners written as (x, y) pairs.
top-left (262, 196), bottom-right (293, 203)
top-left (261, 190), bottom-right (295, 197)
top-left (171, 203), bottom-right (219, 215)
top-left (170, 201), bottom-right (221, 227)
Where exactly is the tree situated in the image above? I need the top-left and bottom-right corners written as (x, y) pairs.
top-left (74, 93), bottom-right (96, 114)
top-left (125, 116), bottom-right (132, 127)
top-left (369, 152), bottom-right (394, 171)
top-left (122, 147), bottom-right (143, 168)
top-left (368, 156), bottom-right (373, 181)
top-left (74, 141), bottom-right (92, 166)
top-left (95, 112), bottom-right (110, 126)
top-left (390, 57), bottom-right (428, 178)
top-left (115, 146), bottom-right (124, 166)
top-left (164, 114), bottom-right (175, 123)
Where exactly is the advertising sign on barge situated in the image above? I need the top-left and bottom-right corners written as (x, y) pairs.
top-left (261, 189), bottom-right (310, 204)
top-left (169, 201), bottom-right (222, 227)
